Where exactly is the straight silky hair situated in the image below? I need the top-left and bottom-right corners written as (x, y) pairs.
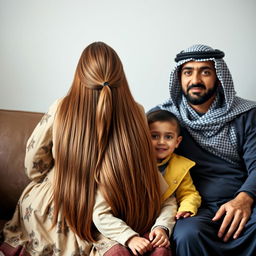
top-left (53, 42), bottom-right (161, 241)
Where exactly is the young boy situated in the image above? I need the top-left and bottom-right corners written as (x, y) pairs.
top-left (147, 110), bottom-right (201, 219)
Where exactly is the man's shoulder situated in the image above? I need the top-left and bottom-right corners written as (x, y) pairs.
top-left (234, 107), bottom-right (256, 123)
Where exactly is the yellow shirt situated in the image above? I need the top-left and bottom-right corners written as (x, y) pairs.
top-left (159, 153), bottom-right (201, 215)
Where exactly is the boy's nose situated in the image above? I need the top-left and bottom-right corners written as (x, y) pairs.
top-left (157, 137), bottom-right (165, 144)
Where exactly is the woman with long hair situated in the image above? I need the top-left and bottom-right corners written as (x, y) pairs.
top-left (0, 42), bottom-right (176, 256)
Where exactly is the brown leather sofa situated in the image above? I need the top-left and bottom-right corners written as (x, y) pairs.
top-left (0, 109), bottom-right (43, 231)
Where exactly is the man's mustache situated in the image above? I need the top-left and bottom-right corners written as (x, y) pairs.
top-left (187, 83), bottom-right (206, 92)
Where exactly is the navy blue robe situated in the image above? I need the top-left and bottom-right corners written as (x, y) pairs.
top-left (172, 108), bottom-right (256, 256)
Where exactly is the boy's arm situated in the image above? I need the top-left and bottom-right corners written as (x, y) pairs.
top-left (176, 172), bottom-right (201, 215)
top-left (93, 172), bottom-right (175, 244)
top-left (93, 189), bottom-right (138, 246)
top-left (151, 195), bottom-right (177, 237)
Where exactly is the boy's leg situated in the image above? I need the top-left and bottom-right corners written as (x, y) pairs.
top-left (147, 247), bottom-right (172, 256)
top-left (104, 244), bottom-right (132, 256)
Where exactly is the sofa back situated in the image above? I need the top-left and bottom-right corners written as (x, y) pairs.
top-left (0, 109), bottom-right (43, 221)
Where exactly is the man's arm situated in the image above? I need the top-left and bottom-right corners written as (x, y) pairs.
top-left (212, 191), bottom-right (253, 242)
top-left (212, 108), bottom-right (256, 241)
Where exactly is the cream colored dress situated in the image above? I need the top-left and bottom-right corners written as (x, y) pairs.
top-left (1, 99), bottom-right (98, 255)
top-left (1, 99), bottom-right (176, 256)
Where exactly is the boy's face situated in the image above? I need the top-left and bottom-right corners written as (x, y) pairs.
top-left (149, 121), bottom-right (182, 162)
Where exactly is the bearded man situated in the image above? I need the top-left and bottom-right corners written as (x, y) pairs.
top-left (154, 44), bottom-right (256, 255)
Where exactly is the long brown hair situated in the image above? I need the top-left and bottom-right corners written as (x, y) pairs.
top-left (53, 42), bottom-right (161, 241)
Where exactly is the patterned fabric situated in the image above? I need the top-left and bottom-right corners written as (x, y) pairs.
top-left (159, 44), bottom-right (256, 165)
top-left (0, 100), bottom-right (117, 256)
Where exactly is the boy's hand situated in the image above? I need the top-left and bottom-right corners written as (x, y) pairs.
top-left (149, 227), bottom-right (170, 248)
top-left (176, 211), bottom-right (192, 219)
top-left (127, 236), bottom-right (152, 255)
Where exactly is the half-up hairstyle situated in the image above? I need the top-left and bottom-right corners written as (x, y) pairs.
top-left (53, 42), bottom-right (161, 241)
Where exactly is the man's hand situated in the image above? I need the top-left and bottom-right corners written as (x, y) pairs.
top-left (127, 236), bottom-right (152, 255)
top-left (176, 211), bottom-right (192, 219)
top-left (212, 192), bottom-right (253, 242)
top-left (149, 227), bottom-right (170, 248)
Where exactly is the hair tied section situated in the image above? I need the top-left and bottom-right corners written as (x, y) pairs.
top-left (103, 82), bottom-right (109, 87)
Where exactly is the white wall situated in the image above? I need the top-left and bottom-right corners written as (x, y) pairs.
top-left (1, 0), bottom-right (256, 112)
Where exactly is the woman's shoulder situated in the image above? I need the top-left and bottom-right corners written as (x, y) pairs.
top-left (46, 98), bottom-right (63, 115)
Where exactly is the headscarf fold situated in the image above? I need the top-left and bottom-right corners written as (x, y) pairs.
top-left (159, 44), bottom-right (256, 165)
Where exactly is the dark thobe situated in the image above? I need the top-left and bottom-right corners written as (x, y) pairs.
top-left (173, 108), bottom-right (256, 256)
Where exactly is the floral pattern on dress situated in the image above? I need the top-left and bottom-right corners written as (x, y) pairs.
top-left (42, 141), bottom-right (53, 154)
top-left (46, 206), bottom-right (54, 221)
top-left (71, 246), bottom-right (89, 256)
top-left (5, 224), bottom-right (19, 233)
top-left (24, 205), bottom-right (33, 221)
top-left (27, 138), bottom-right (35, 152)
top-left (32, 159), bottom-right (53, 174)
top-left (29, 231), bottom-right (35, 239)
top-left (38, 174), bottom-right (47, 183)
top-left (93, 239), bottom-right (118, 256)
top-left (52, 243), bottom-right (61, 255)
top-left (31, 141), bottom-right (54, 176)
top-left (40, 113), bottom-right (51, 125)
top-left (40, 244), bottom-right (53, 256)
top-left (56, 221), bottom-right (69, 235)
top-left (6, 236), bottom-right (20, 246)
top-left (32, 238), bottom-right (39, 249)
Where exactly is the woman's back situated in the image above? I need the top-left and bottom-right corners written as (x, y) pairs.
top-left (53, 42), bottom-right (161, 241)
top-left (0, 42), bottom-right (166, 256)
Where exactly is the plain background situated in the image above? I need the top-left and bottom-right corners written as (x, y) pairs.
top-left (1, 0), bottom-right (256, 112)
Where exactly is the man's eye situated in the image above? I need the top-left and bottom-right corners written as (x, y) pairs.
top-left (183, 71), bottom-right (192, 76)
top-left (202, 70), bottom-right (211, 75)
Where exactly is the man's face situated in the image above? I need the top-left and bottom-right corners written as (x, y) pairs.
top-left (180, 61), bottom-right (218, 105)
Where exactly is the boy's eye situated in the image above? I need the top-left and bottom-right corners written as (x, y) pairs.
top-left (165, 135), bottom-right (173, 140)
top-left (151, 134), bottom-right (159, 139)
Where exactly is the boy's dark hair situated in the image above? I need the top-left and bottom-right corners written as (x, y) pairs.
top-left (147, 110), bottom-right (181, 135)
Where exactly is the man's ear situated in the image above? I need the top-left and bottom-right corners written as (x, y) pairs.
top-left (176, 136), bottom-right (183, 148)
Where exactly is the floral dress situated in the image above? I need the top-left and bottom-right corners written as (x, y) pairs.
top-left (0, 100), bottom-right (117, 256)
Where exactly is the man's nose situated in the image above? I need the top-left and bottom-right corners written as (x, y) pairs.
top-left (191, 72), bottom-right (201, 84)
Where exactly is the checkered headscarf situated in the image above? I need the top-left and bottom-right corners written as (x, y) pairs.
top-left (159, 44), bottom-right (256, 165)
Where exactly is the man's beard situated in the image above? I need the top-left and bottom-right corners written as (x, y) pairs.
top-left (182, 83), bottom-right (218, 105)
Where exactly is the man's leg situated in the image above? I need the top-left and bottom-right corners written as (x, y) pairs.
top-left (172, 207), bottom-right (221, 256)
top-left (172, 206), bottom-right (256, 256)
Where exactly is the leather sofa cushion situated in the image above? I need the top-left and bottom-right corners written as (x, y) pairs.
top-left (0, 109), bottom-right (43, 221)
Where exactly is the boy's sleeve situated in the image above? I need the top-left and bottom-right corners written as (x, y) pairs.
top-left (93, 170), bottom-right (174, 244)
top-left (151, 195), bottom-right (177, 237)
top-left (176, 172), bottom-right (201, 215)
top-left (93, 189), bottom-right (138, 246)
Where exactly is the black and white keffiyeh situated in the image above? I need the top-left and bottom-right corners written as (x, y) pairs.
top-left (159, 44), bottom-right (256, 165)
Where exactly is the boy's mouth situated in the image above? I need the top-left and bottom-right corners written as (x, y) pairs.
top-left (156, 147), bottom-right (168, 152)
